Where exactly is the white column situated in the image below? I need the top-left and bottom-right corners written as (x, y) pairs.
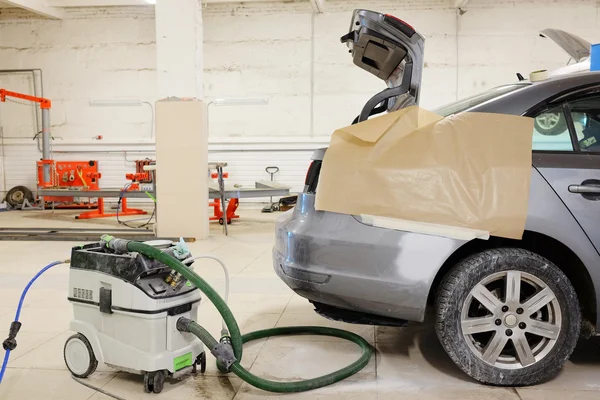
top-left (154, 0), bottom-right (208, 240)
top-left (156, 0), bottom-right (203, 99)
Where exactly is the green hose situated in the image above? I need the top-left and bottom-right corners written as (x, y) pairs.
top-left (126, 241), bottom-right (373, 393)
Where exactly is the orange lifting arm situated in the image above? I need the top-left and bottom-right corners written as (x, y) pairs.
top-left (0, 88), bottom-right (52, 109)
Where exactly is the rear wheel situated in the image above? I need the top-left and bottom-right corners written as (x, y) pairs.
top-left (64, 333), bottom-right (98, 379)
top-left (435, 248), bottom-right (580, 386)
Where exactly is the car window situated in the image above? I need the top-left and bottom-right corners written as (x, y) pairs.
top-left (433, 84), bottom-right (529, 117)
top-left (566, 95), bottom-right (600, 152)
top-left (532, 106), bottom-right (574, 151)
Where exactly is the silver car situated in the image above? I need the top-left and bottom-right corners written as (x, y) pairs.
top-left (274, 9), bottom-right (600, 386)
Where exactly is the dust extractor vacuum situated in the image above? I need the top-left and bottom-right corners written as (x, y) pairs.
top-left (0, 236), bottom-right (373, 394)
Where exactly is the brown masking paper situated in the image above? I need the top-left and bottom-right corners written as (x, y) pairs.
top-left (315, 106), bottom-right (534, 240)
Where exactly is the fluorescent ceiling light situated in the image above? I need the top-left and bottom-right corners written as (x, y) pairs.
top-left (211, 98), bottom-right (269, 107)
top-left (146, 0), bottom-right (156, 4)
top-left (90, 99), bottom-right (142, 107)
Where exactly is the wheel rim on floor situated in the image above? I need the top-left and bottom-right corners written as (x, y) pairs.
top-left (9, 190), bottom-right (24, 204)
top-left (460, 270), bottom-right (562, 370)
top-left (65, 337), bottom-right (92, 375)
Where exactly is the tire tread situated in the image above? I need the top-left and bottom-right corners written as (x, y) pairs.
top-left (435, 248), bottom-right (581, 386)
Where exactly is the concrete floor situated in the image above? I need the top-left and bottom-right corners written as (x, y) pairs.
top-left (1, 207), bottom-right (600, 400)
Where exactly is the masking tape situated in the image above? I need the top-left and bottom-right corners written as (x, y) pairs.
top-left (530, 69), bottom-right (549, 82)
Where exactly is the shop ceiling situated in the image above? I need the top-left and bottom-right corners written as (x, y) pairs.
top-left (0, 0), bottom-right (470, 20)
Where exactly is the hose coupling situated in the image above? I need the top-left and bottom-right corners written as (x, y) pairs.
top-left (176, 317), bottom-right (193, 332)
top-left (213, 336), bottom-right (237, 370)
top-left (2, 321), bottom-right (22, 351)
top-left (100, 235), bottom-right (131, 254)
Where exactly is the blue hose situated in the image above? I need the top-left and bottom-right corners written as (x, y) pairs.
top-left (0, 260), bottom-right (66, 384)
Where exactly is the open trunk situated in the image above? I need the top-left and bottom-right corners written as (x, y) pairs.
top-left (305, 9), bottom-right (425, 192)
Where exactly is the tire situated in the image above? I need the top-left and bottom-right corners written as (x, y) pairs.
top-left (143, 372), bottom-right (153, 393)
top-left (197, 352), bottom-right (207, 374)
top-left (435, 248), bottom-right (580, 386)
top-left (152, 370), bottom-right (165, 394)
top-left (64, 333), bottom-right (98, 379)
top-left (5, 185), bottom-right (33, 207)
top-left (534, 112), bottom-right (567, 136)
top-left (144, 370), bottom-right (166, 393)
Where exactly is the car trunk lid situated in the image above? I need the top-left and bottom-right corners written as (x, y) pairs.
top-left (306, 10), bottom-right (425, 193)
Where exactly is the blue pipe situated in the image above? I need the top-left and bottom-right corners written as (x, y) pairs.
top-left (0, 261), bottom-right (65, 384)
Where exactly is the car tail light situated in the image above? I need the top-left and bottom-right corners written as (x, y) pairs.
top-left (304, 161), bottom-right (322, 193)
top-left (383, 14), bottom-right (416, 38)
top-left (305, 161), bottom-right (314, 186)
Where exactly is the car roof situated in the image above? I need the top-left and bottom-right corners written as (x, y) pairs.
top-left (469, 71), bottom-right (600, 116)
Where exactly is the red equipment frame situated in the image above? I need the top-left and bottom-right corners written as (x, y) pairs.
top-left (208, 171), bottom-right (240, 224)
top-left (76, 184), bottom-right (147, 220)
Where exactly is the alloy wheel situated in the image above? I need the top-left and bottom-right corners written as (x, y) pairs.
top-left (460, 270), bottom-right (562, 369)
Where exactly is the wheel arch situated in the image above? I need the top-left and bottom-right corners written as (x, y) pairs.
top-left (428, 230), bottom-right (597, 330)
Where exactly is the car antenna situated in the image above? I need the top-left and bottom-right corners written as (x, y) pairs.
top-left (516, 73), bottom-right (525, 81)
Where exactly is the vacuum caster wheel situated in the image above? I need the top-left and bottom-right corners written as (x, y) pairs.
top-left (64, 333), bottom-right (98, 379)
top-left (193, 352), bottom-right (207, 374)
top-left (143, 370), bottom-right (166, 394)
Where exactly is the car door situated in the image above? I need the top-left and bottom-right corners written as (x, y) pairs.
top-left (533, 90), bottom-right (600, 252)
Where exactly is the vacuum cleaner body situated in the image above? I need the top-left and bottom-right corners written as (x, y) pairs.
top-left (65, 240), bottom-right (205, 393)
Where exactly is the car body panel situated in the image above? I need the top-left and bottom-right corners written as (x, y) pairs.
top-left (274, 166), bottom-right (600, 323)
top-left (275, 72), bottom-right (600, 326)
top-left (538, 165), bottom-right (600, 252)
top-left (273, 192), bottom-right (467, 321)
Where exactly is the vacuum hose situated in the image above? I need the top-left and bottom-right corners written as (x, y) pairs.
top-left (123, 240), bottom-right (373, 393)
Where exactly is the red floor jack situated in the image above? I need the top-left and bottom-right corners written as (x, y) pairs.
top-left (209, 172), bottom-right (240, 225)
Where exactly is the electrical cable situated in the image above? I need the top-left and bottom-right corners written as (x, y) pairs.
top-left (0, 260), bottom-right (126, 400)
top-left (116, 183), bottom-right (155, 229)
top-left (71, 376), bottom-right (128, 400)
top-left (0, 260), bottom-right (68, 384)
top-left (76, 169), bottom-right (87, 187)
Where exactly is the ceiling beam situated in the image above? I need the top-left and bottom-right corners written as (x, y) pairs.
top-left (309, 0), bottom-right (324, 13)
top-left (2, 0), bottom-right (64, 18)
top-left (49, 0), bottom-right (147, 5)
top-left (452, 0), bottom-right (469, 8)
top-left (48, 0), bottom-right (284, 5)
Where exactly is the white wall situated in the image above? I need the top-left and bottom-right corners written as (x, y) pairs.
top-left (0, 0), bottom-right (598, 200)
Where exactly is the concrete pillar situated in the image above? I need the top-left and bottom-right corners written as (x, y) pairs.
top-left (154, 0), bottom-right (208, 240)
top-left (156, 0), bottom-right (203, 99)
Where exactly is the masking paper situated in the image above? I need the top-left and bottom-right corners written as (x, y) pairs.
top-left (314, 106), bottom-right (534, 240)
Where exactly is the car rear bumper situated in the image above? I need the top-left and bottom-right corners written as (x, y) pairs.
top-left (273, 193), bottom-right (466, 322)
